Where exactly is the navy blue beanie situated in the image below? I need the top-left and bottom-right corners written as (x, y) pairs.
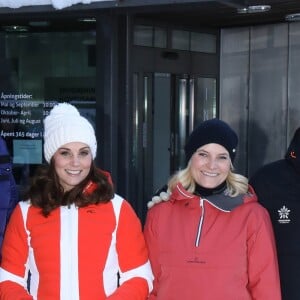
top-left (184, 118), bottom-right (238, 163)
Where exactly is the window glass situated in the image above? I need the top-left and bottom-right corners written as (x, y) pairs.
top-left (171, 30), bottom-right (190, 50)
top-left (133, 25), bottom-right (153, 47)
top-left (154, 27), bottom-right (167, 48)
top-left (194, 77), bottom-right (217, 125)
top-left (0, 30), bottom-right (96, 193)
top-left (191, 32), bottom-right (217, 53)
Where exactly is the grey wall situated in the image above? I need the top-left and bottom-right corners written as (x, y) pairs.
top-left (220, 22), bottom-right (300, 178)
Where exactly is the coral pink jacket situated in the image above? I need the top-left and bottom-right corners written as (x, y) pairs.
top-left (144, 184), bottom-right (281, 300)
top-left (0, 194), bottom-right (153, 300)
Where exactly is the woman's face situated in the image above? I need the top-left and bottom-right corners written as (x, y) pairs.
top-left (53, 142), bottom-right (92, 192)
top-left (190, 143), bottom-right (231, 188)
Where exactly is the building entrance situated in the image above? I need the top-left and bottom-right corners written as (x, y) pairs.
top-left (130, 71), bottom-right (217, 221)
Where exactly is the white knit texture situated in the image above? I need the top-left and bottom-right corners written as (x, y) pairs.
top-left (43, 103), bottom-right (97, 162)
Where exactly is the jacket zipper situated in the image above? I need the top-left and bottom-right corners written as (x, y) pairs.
top-left (195, 198), bottom-right (204, 247)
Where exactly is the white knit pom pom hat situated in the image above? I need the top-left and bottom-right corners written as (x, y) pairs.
top-left (43, 103), bottom-right (97, 163)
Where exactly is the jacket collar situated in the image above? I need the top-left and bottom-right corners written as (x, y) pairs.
top-left (170, 183), bottom-right (257, 212)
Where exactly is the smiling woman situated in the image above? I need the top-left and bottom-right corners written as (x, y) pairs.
top-left (53, 142), bottom-right (93, 192)
top-left (0, 102), bottom-right (154, 300)
top-left (144, 118), bottom-right (282, 300)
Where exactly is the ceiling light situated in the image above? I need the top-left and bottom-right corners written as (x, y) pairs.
top-left (248, 5), bottom-right (271, 13)
top-left (2, 25), bottom-right (29, 32)
top-left (237, 5), bottom-right (271, 14)
top-left (78, 17), bottom-right (96, 23)
top-left (237, 7), bottom-right (248, 14)
top-left (285, 13), bottom-right (300, 22)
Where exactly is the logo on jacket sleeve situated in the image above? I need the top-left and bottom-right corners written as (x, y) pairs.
top-left (278, 206), bottom-right (291, 224)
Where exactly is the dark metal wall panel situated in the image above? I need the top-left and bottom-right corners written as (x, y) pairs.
top-left (220, 23), bottom-right (296, 178)
top-left (190, 52), bottom-right (219, 76)
top-left (220, 27), bottom-right (249, 176)
top-left (288, 23), bottom-right (300, 141)
top-left (248, 23), bottom-right (288, 177)
top-left (96, 14), bottom-right (121, 179)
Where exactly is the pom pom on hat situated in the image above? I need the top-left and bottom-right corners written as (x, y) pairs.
top-left (184, 118), bottom-right (238, 163)
top-left (43, 103), bottom-right (97, 163)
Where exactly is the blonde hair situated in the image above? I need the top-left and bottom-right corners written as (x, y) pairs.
top-left (167, 162), bottom-right (248, 197)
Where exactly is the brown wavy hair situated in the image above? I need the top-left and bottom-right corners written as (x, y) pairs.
top-left (25, 161), bottom-right (114, 217)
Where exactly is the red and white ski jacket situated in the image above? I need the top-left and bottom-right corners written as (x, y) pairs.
top-left (0, 194), bottom-right (153, 300)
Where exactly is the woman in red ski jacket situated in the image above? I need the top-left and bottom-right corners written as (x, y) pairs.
top-left (144, 118), bottom-right (281, 300)
top-left (0, 103), bottom-right (153, 300)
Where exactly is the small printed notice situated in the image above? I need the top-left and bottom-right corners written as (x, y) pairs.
top-left (0, 90), bottom-right (96, 166)
top-left (13, 139), bottom-right (42, 164)
top-left (0, 93), bottom-right (57, 140)
top-left (0, 93), bottom-right (56, 165)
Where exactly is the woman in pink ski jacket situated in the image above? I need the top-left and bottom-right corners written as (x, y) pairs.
top-left (144, 118), bottom-right (281, 300)
top-left (0, 103), bottom-right (153, 300)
